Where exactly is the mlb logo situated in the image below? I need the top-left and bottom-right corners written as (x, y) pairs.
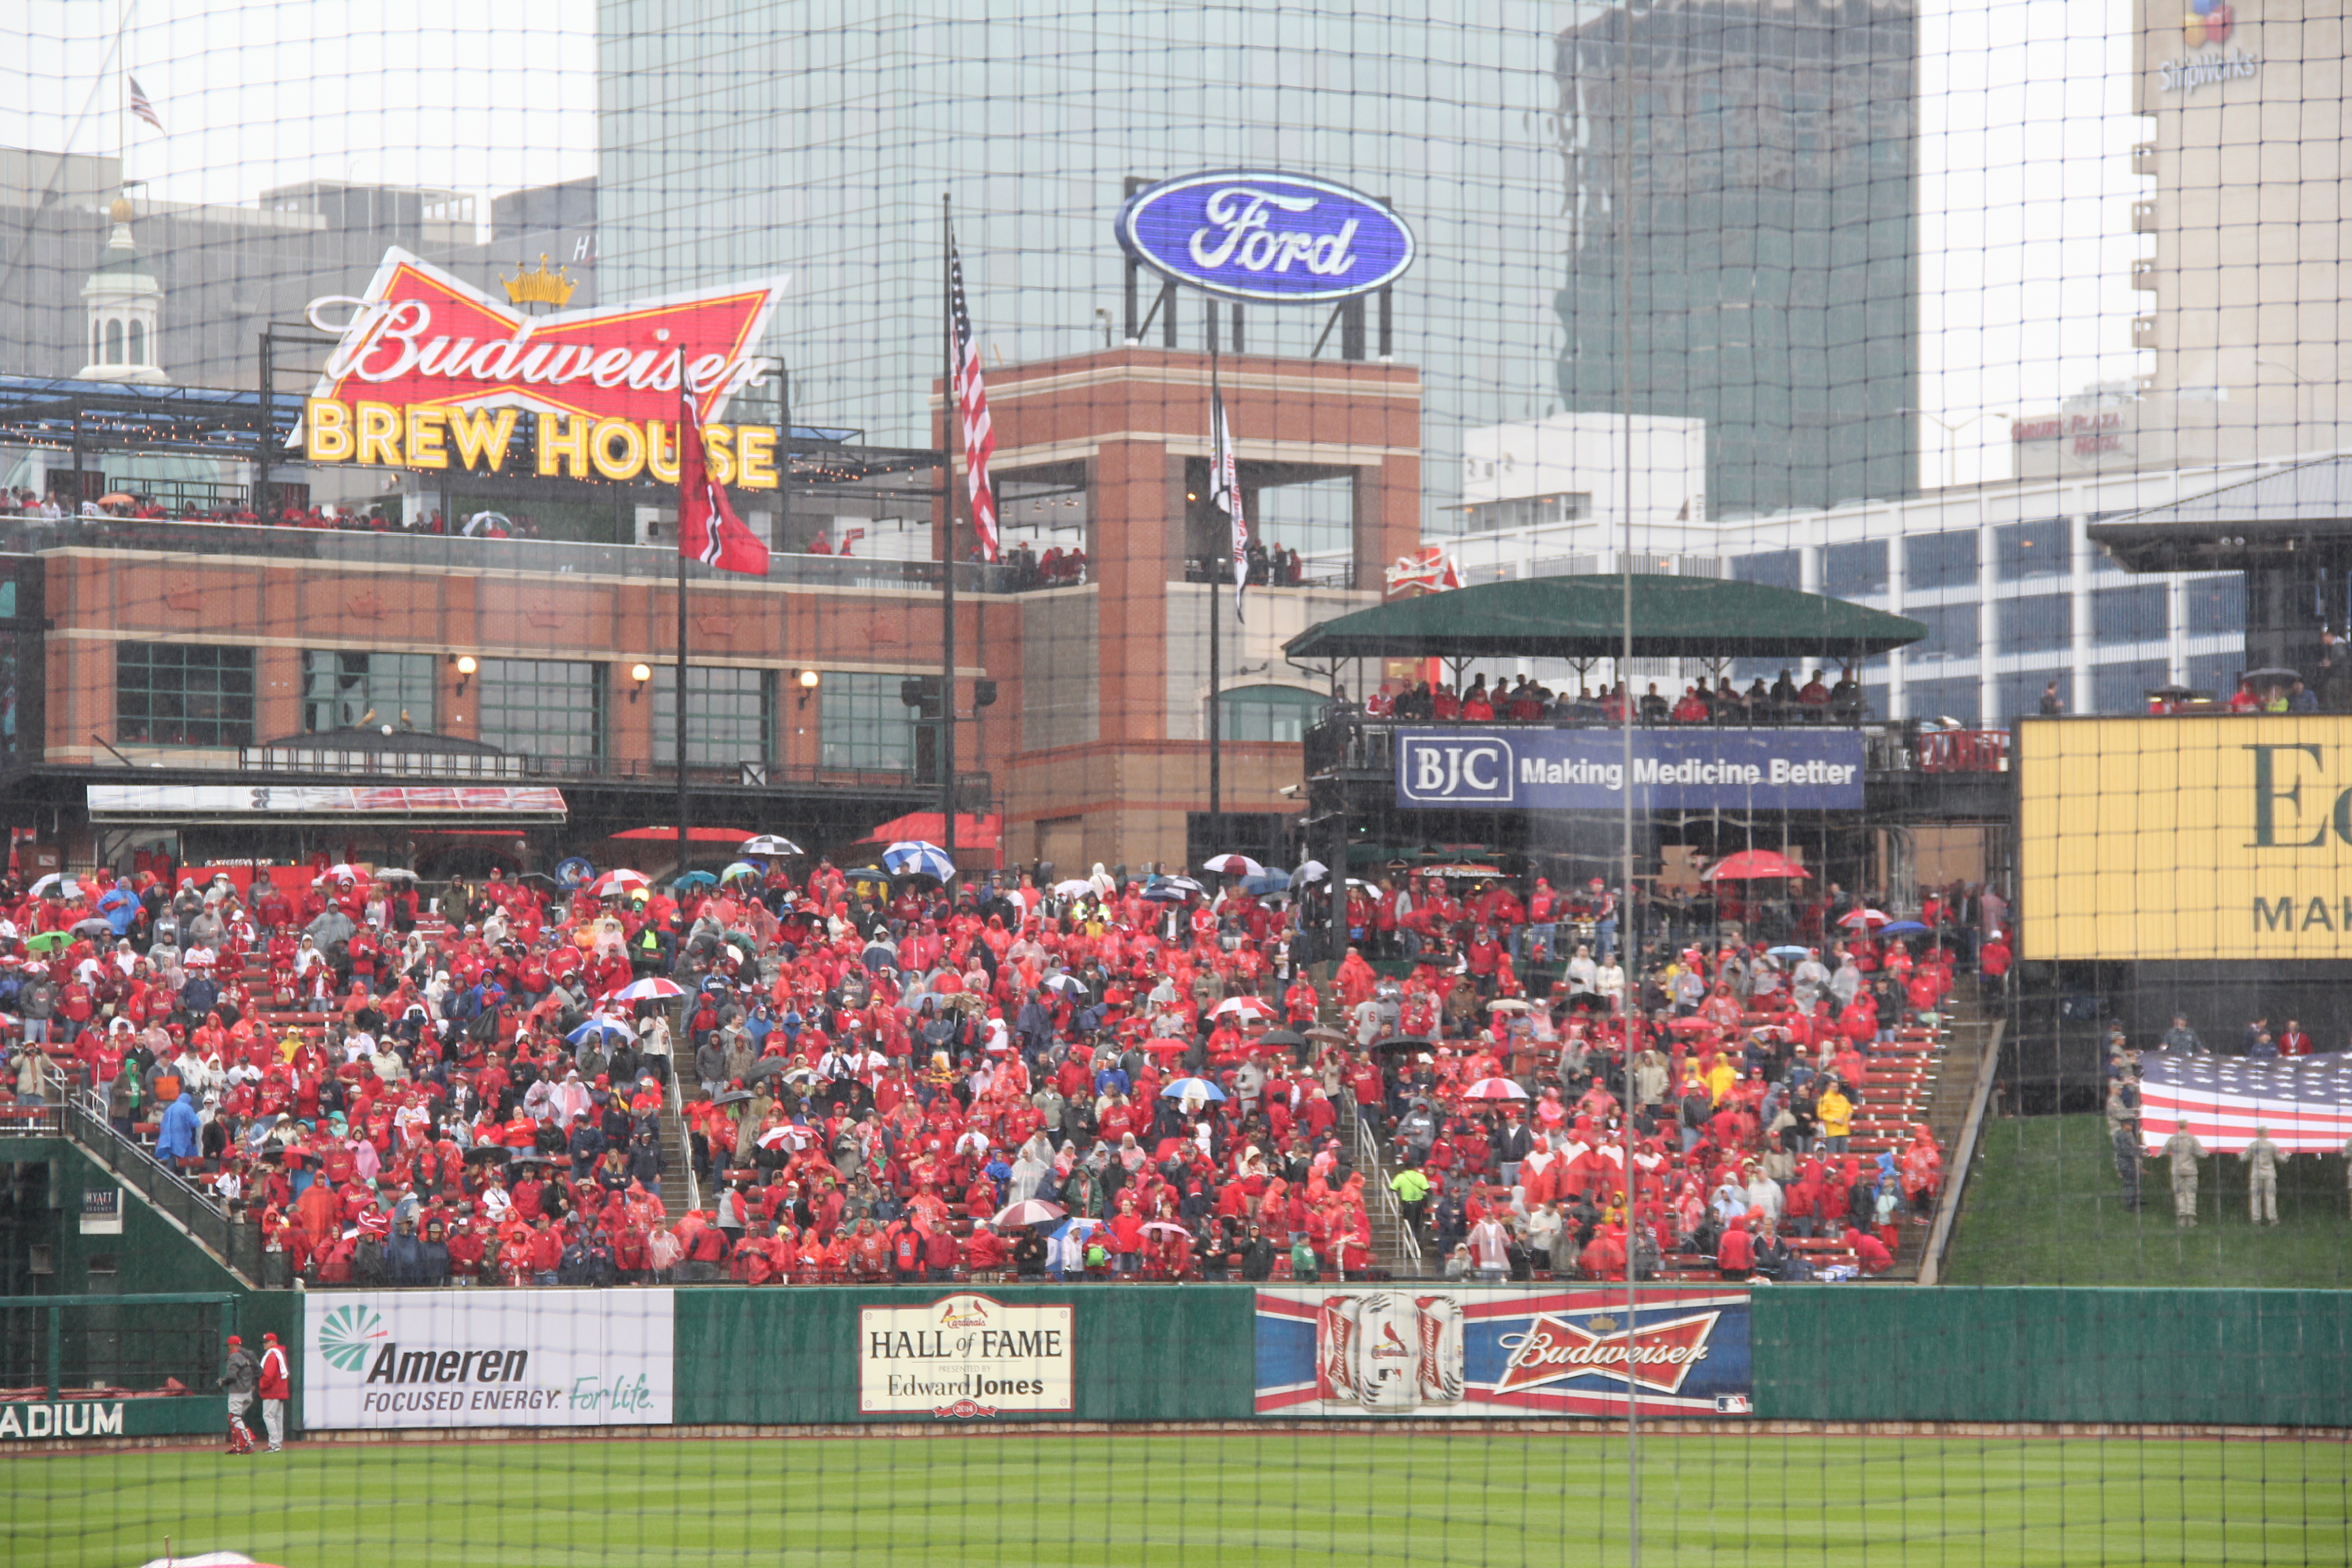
top-left (1398, 735), bottom-right (1516, 804)
top-left (1715, 1394), bottom-right (1753, 1415)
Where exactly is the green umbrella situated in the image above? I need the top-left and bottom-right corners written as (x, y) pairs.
top-left (24, 930), bottom-right (70, 953)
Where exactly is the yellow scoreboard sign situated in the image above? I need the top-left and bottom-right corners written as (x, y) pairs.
top-left (2019, 714), bottom-right (2352, 960)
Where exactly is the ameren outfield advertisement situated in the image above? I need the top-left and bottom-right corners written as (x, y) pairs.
top-left (2017, 715), bottom-right (2352, 961)
top-left (860, 1294), bottom-right (1075, 1417)
top-left (302, 1290), bottom-right (675, 1429)
top-left (1254, 1287), bottom-right (1752, 1418)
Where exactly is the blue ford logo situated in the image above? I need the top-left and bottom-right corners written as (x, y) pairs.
top-left (1115, 171), bottom-right (1416, 304)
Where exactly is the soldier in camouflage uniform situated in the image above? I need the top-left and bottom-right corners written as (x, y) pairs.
top-left (2237, 1126), bottom-right (2283, 1226)
top-left (2110, 1104), bottom-right (2142, 1211)
top-left (2159, 1121), bottom-right (2206, 1228)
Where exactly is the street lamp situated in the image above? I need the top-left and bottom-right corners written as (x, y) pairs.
top-left (1899, 408), bottom-right (2013, 490)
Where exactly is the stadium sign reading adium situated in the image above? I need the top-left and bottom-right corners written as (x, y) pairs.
top-left (1115, 172), bottom-right (1416, 304)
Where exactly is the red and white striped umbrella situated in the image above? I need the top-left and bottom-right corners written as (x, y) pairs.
top-left (589, 868), bottom-right (651, 898)
top-left (993, 1199), bottom-right (1067, 1228)
top-left (604, 977), bottom-right (685, 1002)
top-left (1464, 1077), bottom-right (1530, 1100)
top-left (1213, 996), bottom-right (1276, 1019)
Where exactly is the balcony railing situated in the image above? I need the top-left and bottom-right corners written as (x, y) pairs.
top-left (1306, 713), bottom-right (2012, 781)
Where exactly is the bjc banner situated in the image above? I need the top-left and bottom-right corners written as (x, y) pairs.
top-left (1254, 1287), bottom-right (1752, 1418)
top-left (1394, 727), bottom-right (1864, 811)
top-left (302, 1290), bottom-right (674, 1430)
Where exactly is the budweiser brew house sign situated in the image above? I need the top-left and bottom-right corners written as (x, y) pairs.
top-left (299, 248), bottom-right (789, 487)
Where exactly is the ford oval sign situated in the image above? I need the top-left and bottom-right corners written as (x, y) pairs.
top-left (1115, 172), bottom-right (1415, 304)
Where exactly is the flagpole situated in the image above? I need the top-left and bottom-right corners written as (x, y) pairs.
top-left (674, 350), bottom-right (691, 889)
top-left (1207, 310), bottom-right (1224, 862)
top-left (940, 196), bottom-right (960, 878)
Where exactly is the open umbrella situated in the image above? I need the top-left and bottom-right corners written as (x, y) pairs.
top-left (841, 866), bottom-right (896, 886)
top-left (1304, 1026), bottom-right (1349, 1044)
top-left (566, 1017), bottom-right (635, 1048)
top-left (1486, 998), bottom-right (1531, 1013)
top-left (23, 930), bottom-right (69, 953)
top-left (463, 1144), bottom-right (514, 1164)
top-left (69, 917), bottom-right (114, 938)
top-left (1292, 860), bottom-right (1329, 884)
top-left (590, 868), bottom-right (651, 898)
top-left (1141, 1220), bottom-right (1193, 1239)
top-left (1701, 850), bottom-right (1810, 882)
top-left (1213, 996), bottom-right (1276, 1019)
top-left (1258, 1028), bottom-right (1308, 1049)
top-left (322, 863), bottom-right (365, 883)
top-left (1838, 908), bottom-right (1891, 928)
top-left (755, 1125), bottom-right (796, 1150)
top-left (2242, 667), bottom-right (2300, 687)
top-left (720, 861), bottom-right (761, 883)
top-left (710, 1088), bottom-right (755, 1107)
top-left (883, 840), bottom-right (958, 881)
top-left (1464, 1077), bottom-right (1530, 1100)
top-left (1051, 879), bottom-right (1095, 898)
top-left (1766, 945), bottom-right (1810, 961)
top-left (604, 977), bottom-right (685, 1002)
top-left (1160, 1076), bottom-right (1228, 1102)
top-left (1879, 919), bottom-right (1930, 936)
top-left (1044, 973), bottom-right (1090, 996)
top-left (740, 834), bottom-right (804, 857)
top-left (1202, 853), bottom-right (1264, 877)
top-left (994, 1198), bottom-right (1067, 1228)
top-left (25, 874), bottom-right (82, 900)
top-left (670, 870), bottom-right (717, 889)
top-left (1241, 870), bottom-right (1292, 896)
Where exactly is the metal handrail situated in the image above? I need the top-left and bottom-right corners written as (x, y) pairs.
top-left (1354, 1092), bottom-right (1424, 1276)
top-left (62, 1085), bottom-right (276, 1287)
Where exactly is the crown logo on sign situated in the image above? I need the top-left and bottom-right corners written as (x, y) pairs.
top-left (1586, 1314), bottom-right (1620, 1334)
top-left (501, 254), bottom-right (577, 308)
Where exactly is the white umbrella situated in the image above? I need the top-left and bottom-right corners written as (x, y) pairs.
top-left (323, 862), bottom-right (365, 882)
top-left (1464, 1077), bottom-right (1531, 1100)
top-left (883, 840), bottom-right (958, 881)
top-left (25, 873), bottom-right (82, 900)
top-left (1202, 853), bottom-right (1264, 877)
top-left (1051, 879), bottom-right (1095, 898)
top-left (1045, 973), bottom-right (1091, 996)
top-left (1292, 860), bottom-right (1329, 884)
top-left (720, 861), bottom-right (762, 882)
top-left (1213, 996), bottom-right (1276, 1019)
top-left (994, 1198), bottom-right (1068, 1228)
top-left (740, 834), bottom-right (804, 857)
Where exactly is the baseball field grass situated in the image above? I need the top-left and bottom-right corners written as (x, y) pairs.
top-left (1946, 1114), bottom-right (2352, 1287)
top-left (5, 1432), bottom-right (2347, 1567)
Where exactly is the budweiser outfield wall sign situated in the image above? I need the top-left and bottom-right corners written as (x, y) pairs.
top-left (1253, 1287), bottom-right (1752, 1418)
top-left (301, 1290), bottom-right (674, 1429)
top-left (860, 1294), bottom-right (1075, 1418)
top-left (298, 248), bottom-right (788, 483)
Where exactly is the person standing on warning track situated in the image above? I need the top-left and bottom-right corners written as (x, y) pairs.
top-left (2238, 1127), bottom-right (2284, 1226)
top-left (256, 1330), bottom-right (291, 1452)
top-left (216, 1334), bottom-right (257, 1454)
top-left (2156, 1122), bottom-right (2207, 1228)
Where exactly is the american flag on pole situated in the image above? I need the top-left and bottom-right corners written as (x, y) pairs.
top-left (127, 77), bottom-right (164, 133)
top-left (947, 235), bottom-right (999, 562)
top-left (1211, 382), bottom-right (1248, 615)
top-left (2137, 1049), bottom-right (2352, 1154)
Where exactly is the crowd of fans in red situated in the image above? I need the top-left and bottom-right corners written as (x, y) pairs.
top-left (0, 849), bottom-right (1959, 1289)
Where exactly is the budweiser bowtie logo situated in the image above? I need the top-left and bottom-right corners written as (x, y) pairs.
top-left (305, 248), bottom-right (787, 425)
top-left (1492, 1309), bottom-right (1720, 1397)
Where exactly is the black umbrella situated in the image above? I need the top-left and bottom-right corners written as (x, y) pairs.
top-left (1370, 1036), bottom-right (1436, 1054)
top-left (2145, 684), bottom-right (2197, 700)
top-left (2243, 667), bottom-right (2301, 685)
top-left (464, 1144), bottom-right (514, 1164)
top-left (1257, 1028), bottom-right (1308, 1048)
top-left (711, 1088), bottom-right (755, 1106)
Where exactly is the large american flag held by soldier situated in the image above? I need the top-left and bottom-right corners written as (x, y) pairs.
top-left (947, 235), bottom-right (999, 562)
top-left (2137, 1050), bottom-right (2352, 1154)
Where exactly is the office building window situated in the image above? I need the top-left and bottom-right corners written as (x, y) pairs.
top-left (654, 666), bottom-right (772, 766)
top-left (1822, 540), bottom-right (1888, 598)
top-left (2183, 576), bottom-right (2245, 636)
top-left (302, 651), bottom-right (436, 733)
top-left (2090, 584), bottom-right (2167, 645)
top-left (1995, 595), bottom-right (2070, 655)
top-left (478, 659), bottom-right (603, 760)
top-left (1906, 530), bottom-right (1978, 591)
top-left (1905, 675), bottom-right (1980, 725)
top-left (1906, 602), bottom-right (1979, 662)
top-left (2186, 651), bottom-right (2240, 698)
top-left (1732, 550), bottom-right (1801, 591)
top-left (1995, 670), bottom-right (2065, 721)
top-left (1215, 685), bottom-right (1326, 743)
top-left (116, 642), bottom-right (255, 747)
top-left (820, 672), bottom-right (915, 772)
top-left (1995, 518), bottom-right (2069, 580)
top-left (1459, 493), bottom-right (1588, 533)
top-left (2093, 658), bottom-right (2170, 715)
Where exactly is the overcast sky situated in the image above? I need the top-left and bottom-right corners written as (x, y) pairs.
top-left (1, 0), bottom-right (2140, 487)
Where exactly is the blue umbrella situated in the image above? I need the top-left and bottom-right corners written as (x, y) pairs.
top-left (1160, 1077), bottom-right (1228, 1102)
top-left (1241, 869), bottom-right (1292, 895)
top-left (1766, 945), bottom-right (1809, 961)
top-left (672, 870), bottom-right (717, 888)
top-left (1879, 920), bottom-right (1930, 935)
top-left (566, 1017), bottom-right (635, 1047)
top-left (883, 840), bottom-right (958, 881)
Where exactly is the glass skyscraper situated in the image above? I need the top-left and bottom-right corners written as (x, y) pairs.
top-left (596, 0), bottom-right (1918, 527)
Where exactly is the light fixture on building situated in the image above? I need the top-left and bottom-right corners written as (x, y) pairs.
top-left (795, 667), bottom-right (821, 708)
top-left (451, 653), bottom-right (477, 696)
top-left (629, 662), bottom-right (652, 702)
